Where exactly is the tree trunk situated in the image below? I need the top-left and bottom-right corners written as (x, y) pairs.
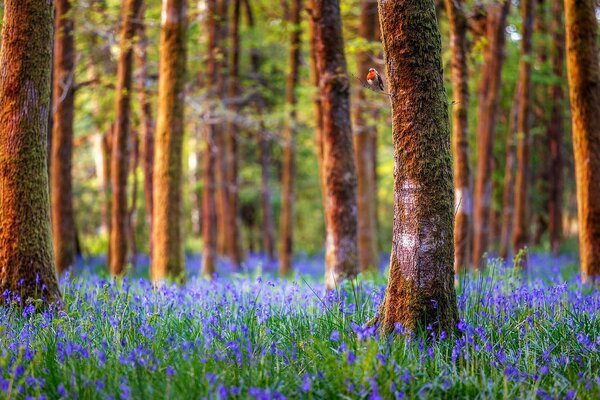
top-left (471, 0), bottom-right (510, 269)
top-left (0, 0), bottom-right (62, 305)
top-left (445, 0), bottom-right (470, 273)
top-left (127, 129), bottom-right (139, 267)
top-left (309, 0), bottom-right (358, 289)
top-left (279, 0), bottom-right (302, 275)
top-left (51, 0), bottom-right (77, 274)
top-left (353, 0), bottom-right (379, 273)
top-left (109, 0), bottom-right (144, 276)
top-left (512, 0), bottom-right (534, 260)
top-left (374, 0), bottom-right (458, 334)
top-left (151, 0), bottom-right (187, 282)
top-left (548, 0), bottom-right (564, 255)
top-left (564, 0), bottom-right (600, 281)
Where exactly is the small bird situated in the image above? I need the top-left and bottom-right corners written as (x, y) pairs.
top-left (366, 68), bottom-right (384, 92)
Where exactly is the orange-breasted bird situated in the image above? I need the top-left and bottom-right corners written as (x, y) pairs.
top-left (366, 68), bottom-right (384, 92)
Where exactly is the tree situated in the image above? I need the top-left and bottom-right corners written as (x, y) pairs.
top-left (0, 0), bottom-right (61, 305)
top-left (564, 0), bottom-right (600, 281)
top-left (151, 0), bottom-right (188, 281)
top-left (353, 0), bottom-right (379, 273)
top-left (279, 0), bottom-right (303, 275)
top-left (471, 0), bottom-right (510, 269)
top-left (109, 0), bottom-right (143, 275)
top-left (444, 0), bottom-right (470, 273)
top-left (512, 0), bottom-right (534, 258)
top-left (373, 0), bottom-right (458, 333)
top-left (308, 0), bottom-right (358, 289)
top-left (51, 0), bottom-right (77, 274)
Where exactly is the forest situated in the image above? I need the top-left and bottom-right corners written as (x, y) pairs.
top-left (0, 0), bottom-right (599, 398)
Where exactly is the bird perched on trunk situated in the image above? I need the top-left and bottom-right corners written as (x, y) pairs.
top-left (366, 68), bottom-right (384, 92)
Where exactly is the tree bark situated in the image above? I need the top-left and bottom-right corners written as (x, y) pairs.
top-left (127, 129), bottom-right (139, 267)
top-left (279, 0), bottom-right (302, 275)
top-left (309, 0), bottom-right (358, 289)
top-left (353, 0), bottom-right (379, 273)
top-left (512, 0), bottom-right (534, 259)
top-left (151, 0), bottom-right (187, 282)
top-left (471, 0), bottom-right (510, 269)
top-left (0, 0), bottom-right (62, 305)
top-left (51, 0), bottom-right (77, 274)
top-left (444, 0), bottom-right (470, 273)
top-left (109, 0), bottom-right (144, 276)
top-left (374, 0), bottom-right (458, 334)
top-left (564, 0), bottom-right (600, 281)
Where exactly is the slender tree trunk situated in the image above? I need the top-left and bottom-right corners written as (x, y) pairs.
top-left (512, 0), bottom-right (534, 257)
top-left (471, 0), bottom-right (510, 269)
top-left (0, 0), bottom-right (62, 305)
top-left (101, 126), bottom-right (113, 240)
top-left (564, 0), bottom-right (600, 281)
top-left (548, 0), bottom-right (564, 255)
top-left (109, 0), bottom-right (144, 276)
top-left (309, 0), bottom-right (358, 289)
top-left (445, 0), bottom-right (470, 273)
top-left (51, 0), bottom-right (77, 274)
top-left (353, 0), bottom-right (379, 273)
top-left (127, 129), bottom-right (139, 267)
top-left (279, 0), bottom-right (302, 275)
top-left (151, 0), bottom-right (187, 282)
top-left (373, 0), bottom-right (458, 333)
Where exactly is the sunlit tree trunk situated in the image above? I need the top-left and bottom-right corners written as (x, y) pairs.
top-left (0, 0), bottom-right (62, 305)
top-left (373, 0), bottom-right (458, 333)
top-left (279, 0), bottom-right (302, 275)
top-left (127, 129), bottom-right (139, 267)
top-left (51, 0), bottom-right (77, 274)
top-left (471, 0), bottom-right (510, 269)
top-left (109, 0), bottom-right (144, 275)
top-left (151, 0), bottom-right (187, 281)
top-left (564, 0), bottom-right (600, 281)
top-left (309, 0), bottom-right (358, 289)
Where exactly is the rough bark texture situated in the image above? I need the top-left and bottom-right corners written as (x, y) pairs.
top-left (353, 0), bottom-right (379, 273)
top-left (374, 0), bottom-right (458, 334)
top-left (151, 0), bottom-right (187, 282)
top-left (51, 0), bottom-right (77, 274)
top-left (512, 0), bottom-right (534, 257)
top-left (444, 0), bottom-right (470, 273)
top-left (0, 0), bottom-right (62, 305)
top-left (279, 0), bottom-right (302, 275)
top-left (564, 0), bottom-right (600, 281)
top-left (471, 0), bottom-right (510, 269)
top-left (309, 0), bottom-right (358, 289)
top-left (109, 0), bottom-right (144, 275)
top-left (548, 0), bottom-right (564, 255)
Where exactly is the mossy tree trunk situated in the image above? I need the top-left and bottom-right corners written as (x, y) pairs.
top-left (374, 0), bottom-right (458, 334)
top-left (51, 0), bottom-right (77, 274)
top-left (279, 0), bottom-right (302, 275)
top-left (309, 0), bottom-right (358, 289)
top-left (0, 0), bottom-right (61, 305)
top-left (151, 0), bottom-right (187, 282)
top-left (564, 0), bottom-right (600, 281)
top-left (353, 0), bottom-right (379, 274)
top-left (109, 0), bottom-right (143, 275)
top-left (471, 0), bottom-right (510, 269)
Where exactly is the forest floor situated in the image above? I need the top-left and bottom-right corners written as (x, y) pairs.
top-left (1, 253), bottom-right (599, 399)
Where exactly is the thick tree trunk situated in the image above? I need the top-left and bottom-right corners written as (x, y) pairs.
top-left (109, 0), bottom-right (143, 276)
top-left (0, 0), bottom-right (61, 305)
top-left (548, 0), bottom-right (564, 255)
top-left (374, 0), bottom-right (458, 334)
top-left (279, 0), bottom-right (302, 275)
top-left (309, 0), bottom-right (358, 289)
top-left (471, 0), bottom-right (510, 269)
top-left (151, 0), bottom-right (187, 282)
top-left (353, 0), bottom-right (379, 273)
top-left (51, 0), bottom-right (77, 274)
top-left (445, 0), bottom-right (470, 273)
top-left (564, 0), bottom-right (600, 281)
top-left (512, 0), bottom-right (534, 258)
